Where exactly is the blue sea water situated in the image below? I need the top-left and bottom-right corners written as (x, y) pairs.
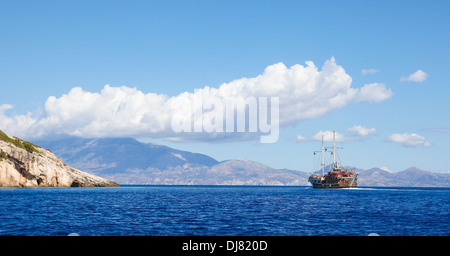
top-left (0, 185), bottom-right (448, 236)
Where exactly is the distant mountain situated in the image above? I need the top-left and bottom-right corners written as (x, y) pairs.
top-left (206, 160), bottom-right (310, 185)
top-left (35, 137), bottom-right (218, 175)
top-left (101, 159), bottom-right (310, 186)
top-left (34, 137), bottom-right (450, 187)
top-left (34, 137), bottom-right (310, 185)
top-left (358, 167), bottom-right (450, 187)
top-left (356, 167), bottom-right (397, 187)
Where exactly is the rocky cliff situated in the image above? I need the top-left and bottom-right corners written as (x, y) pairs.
top-left (0, 130), bottom-right (119, 188)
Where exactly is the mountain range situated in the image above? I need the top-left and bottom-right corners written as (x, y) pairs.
top-left (34, 137), bottom-right (450, 187)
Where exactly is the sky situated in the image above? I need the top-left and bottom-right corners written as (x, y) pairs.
top-left (1, 0), bottom-right (449, 173)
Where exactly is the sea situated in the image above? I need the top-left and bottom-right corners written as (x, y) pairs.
top-left (0, 185), bottom-right (448, 236)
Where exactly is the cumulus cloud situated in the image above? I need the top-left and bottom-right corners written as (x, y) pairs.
top-left (400, 70), bottom-right (429, 83)
top-left (387, 133), bottom-right (431, 147)
top-left (346, 125), bottom-right (376, 137)
top-left (296, 135), bottom-right (308, 141)
top-left (0, 57), bottom-right (392, 141)
top-left (354, 83), bottom-right (393, 103)
top-left (217, 57), bottom-right (356, 126)
top-left (311, 130), bottom-right (346, 142)
top-left (297, 125), bottom-right (376, 142)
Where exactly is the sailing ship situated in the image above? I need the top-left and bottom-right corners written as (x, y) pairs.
top-left (308, 131), bottom-right (358, 189)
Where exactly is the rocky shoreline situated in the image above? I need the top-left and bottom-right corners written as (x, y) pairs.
top-left (0, 130), bottom-right (118, 188)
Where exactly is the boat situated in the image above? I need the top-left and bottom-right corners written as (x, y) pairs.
top-left (308, 131), bottom-right (358, 189)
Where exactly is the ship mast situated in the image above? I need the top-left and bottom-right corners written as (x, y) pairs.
top-left (330, 131), bottom-right (343, 168)
top-left (314, 135), bottom-right (325, 176)
top-left (314, 131), bottom-right (342, 175)
top-left (333, 131), bottom-right (336, 168)
top-left (321, 135), bottom-right (325, 175)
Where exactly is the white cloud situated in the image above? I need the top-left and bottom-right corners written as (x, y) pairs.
top-left (0, 104), bottom-right (13, 112)
top-left (354, 83), bottom-right (393, 103)
top-left (297, 125), bottom-right (376, 142)
top-left (311, 130), bottom-right (346, 142)
top-left (361, 69), bottom-right (379, 76)
top-left (296, 135), bottom-right (307, 141)
top-left (387, 133), bottom-right (431, 147)
top-left (296, 135), bottom-right (308, 141)
top-left (400, 70), bottom-right (429, 82)
top-left (346, 125), bottom-right (376, 137)
top-left (216, 57), bottom-right (356, 126)
top-left (0, 57), bottom-right (392, 141)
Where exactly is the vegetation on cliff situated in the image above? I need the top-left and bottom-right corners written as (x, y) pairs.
top-left (0, 129), bottom-right (119, 188)
top-left (0, 129), bottom-right (39, 153)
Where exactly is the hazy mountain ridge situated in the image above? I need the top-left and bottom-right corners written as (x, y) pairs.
top-left (35, 137), bottom-right (450, 187)
top-left (35, 137), bottom-right (218, 176)
top-left (358, 167), bottom-right (450, 187)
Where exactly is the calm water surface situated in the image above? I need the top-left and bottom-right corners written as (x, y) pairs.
top-left (0, 186), bottom-right (448, 236)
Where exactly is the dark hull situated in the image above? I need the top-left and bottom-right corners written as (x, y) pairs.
top-left (310, 182), bottom-right (356, 189)
top-left (309, 174), bottom-right (358, 189)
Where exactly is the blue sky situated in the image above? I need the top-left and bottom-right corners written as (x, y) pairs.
top-left (1, 0), bottom-right (449, 173)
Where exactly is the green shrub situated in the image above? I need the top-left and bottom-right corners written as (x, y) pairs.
top-left (22, 141), bottom-right (37, 153)
top-left (0, 149), bottom-right (7, 160)
top-left (0, 130), bottom-right (11, 143)
top-left (0, 129), bottom-right (38, 153)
